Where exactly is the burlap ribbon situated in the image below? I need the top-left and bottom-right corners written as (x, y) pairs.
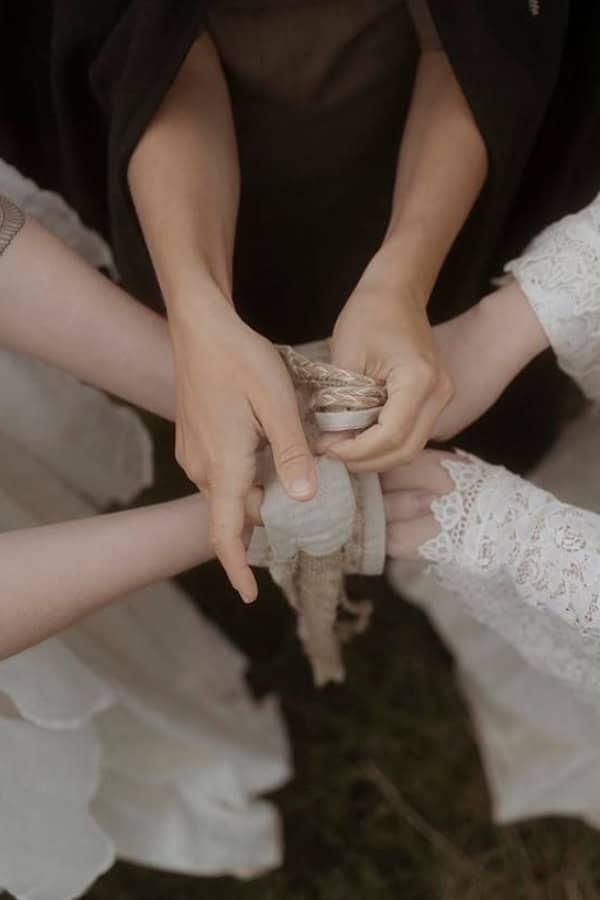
top-left (248, 341), bottom-right (387, 685)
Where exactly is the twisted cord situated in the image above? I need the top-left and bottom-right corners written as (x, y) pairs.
top-left (278, 344), bottom-right (387, 413)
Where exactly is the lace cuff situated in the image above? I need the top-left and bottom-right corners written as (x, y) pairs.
top-left (419, 452), bottom-right (600, 636)
top-left (505, 193), bottom-right (600, 401)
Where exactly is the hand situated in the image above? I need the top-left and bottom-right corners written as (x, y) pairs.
top-left (169, 283), bottom-right (318, 602)
top-left (322, 279), bottom-right (453, 472)
top-left (431, 281), bottom-right (550, 441)
top-left (382, 449), bottom-right (454, 560)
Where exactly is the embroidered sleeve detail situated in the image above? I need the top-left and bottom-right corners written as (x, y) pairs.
top-left (506, 194), bottom-right (600, 401)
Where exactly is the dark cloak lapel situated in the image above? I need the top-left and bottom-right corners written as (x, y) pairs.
top-left (0, 0), bottom-right (594, 307)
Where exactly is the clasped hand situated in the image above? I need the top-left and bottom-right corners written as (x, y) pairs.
top-left (170, 276), bottom-right (547, 596)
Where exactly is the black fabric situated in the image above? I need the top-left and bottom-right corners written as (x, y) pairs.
top-left (220, 0), bottom-right (419, 344)
top-left (0, 1), bottom-right (574, 304)
top-left (498, 1), bottom-right (600, 260)
top-left (0, 0), bottom-right (596, 471)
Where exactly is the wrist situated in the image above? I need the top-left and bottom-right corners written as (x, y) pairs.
top-left (478, 280), bottom-right (550, 372)
top-left (361, 229), bottom-right (438, 308)
top-left (166, 268), bottom-right (236, 328)
top-left (356, 242), bottom-right (430, 310)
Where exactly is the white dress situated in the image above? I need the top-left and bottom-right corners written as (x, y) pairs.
top-left (390, 193), bottom-right (600, 827)
top-left (0, 162), bottom-right (291, 900)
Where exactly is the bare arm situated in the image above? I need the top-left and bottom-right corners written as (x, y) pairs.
top-left (0, 206), bottom-right (175, 421)
top-left (128, 32), bottom-right (239, 302)
top-left (380, 47), bottom-right (487, 301)
top-left (328, 6), bottom-right (487, 471)
top-left (0, 199), bottom-right (223, 659)
top-left (0, 496), bottom-right (216, 660)
top-left (128, 33), bottom-right (316, 603)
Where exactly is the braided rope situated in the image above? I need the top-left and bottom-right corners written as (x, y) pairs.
top-left (277, 345), bottom-right (387, 414)
top-left (0, 195), bottom-right (25, 258)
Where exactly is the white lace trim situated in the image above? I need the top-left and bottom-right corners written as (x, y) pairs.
top-left (506, 192), bottom-right (600, 401)
top-left (418, 453), bottom-right (600, 707)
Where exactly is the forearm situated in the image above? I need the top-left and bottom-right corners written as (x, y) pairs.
top-left (429, 279), bottom-right (550, 441)
top-left (128, 32), bottom-right (239, 311)
top-left (478, 279), bottom-right (550, 375)
top-left (0, 212), bottom-right (175, 420)
top-left (0, 495), bottom-right (212, 659)
top-left (371, 50), bottom-right (487, 303)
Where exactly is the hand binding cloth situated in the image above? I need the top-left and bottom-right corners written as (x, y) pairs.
top-left (248, 341), bottom-right (387, 685)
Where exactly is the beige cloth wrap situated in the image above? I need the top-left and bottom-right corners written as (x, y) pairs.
top-left (248, 340), bottom-right (387, 685)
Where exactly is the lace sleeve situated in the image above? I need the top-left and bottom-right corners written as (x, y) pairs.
top-left (417, 452), bottom-right (600, 700)
top-left (0, 194), bottom-right (25, 258)
top-left (505, 193), bottom-right (600, 401)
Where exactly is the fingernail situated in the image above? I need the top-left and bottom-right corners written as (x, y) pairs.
top-left (288, 477), bottom-right (313, 499)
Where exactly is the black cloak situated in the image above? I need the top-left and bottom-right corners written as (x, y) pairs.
top-left (1, 0), bottom-right (598, 471)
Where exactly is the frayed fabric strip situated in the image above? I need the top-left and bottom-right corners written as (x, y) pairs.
top-left (248, 341), bottom-right (386, 685)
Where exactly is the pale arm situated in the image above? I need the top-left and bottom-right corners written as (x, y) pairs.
top-left (379, 54), bottom-right (487, 298)
top-left (328, 5), bottom-right (488, 470)
top-left (128, 33), bottom-right (316, 603)
top-left (430, 191), bottom-right (600, 441)
top-left (0, 208), bottom-right (175, 421)
top-left (0, 496), bottom-right (215, 660)
top-left (127, 33), bottom-right (238, 302)
top-left (0, 198), bottom-right (216, 659)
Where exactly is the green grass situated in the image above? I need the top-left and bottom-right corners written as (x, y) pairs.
top-left (80, 419), bottom-right (600, 899)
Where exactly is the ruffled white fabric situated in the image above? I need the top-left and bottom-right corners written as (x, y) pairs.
top-left (0, 161), bottom-right (291, 900)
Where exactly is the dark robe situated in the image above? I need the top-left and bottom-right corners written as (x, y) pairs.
top-left (0, 0), bottom-right (596, 476)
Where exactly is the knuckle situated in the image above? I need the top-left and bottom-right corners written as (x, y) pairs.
top-left (438, 371), bottom-right (455, 402)
top-left (174, 440), bottom-right (187, 469)
top-left (209, 531), bottom-right (229, 557)
top-left (274, 441), bottom-right (309, 469)
top-left (394, 446), bottom-right (421, 466)
top-left (189, 463), bottom-right (208, 488)
top-left (178, 456), bottom-right (204, 487)
top-left (411, 355), bottom-right (436, 390)
top-left (175, 439), bottom-right (209, 488)
top-left (207, 458), bottom-right (228, 483)
top-left (206, 447), bottom-right (238, 484)
top-left (407, 493), bottom-right (422, 517)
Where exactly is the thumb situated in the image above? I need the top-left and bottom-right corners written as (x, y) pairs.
top-left (265, 407), bottom-right (318, 502)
